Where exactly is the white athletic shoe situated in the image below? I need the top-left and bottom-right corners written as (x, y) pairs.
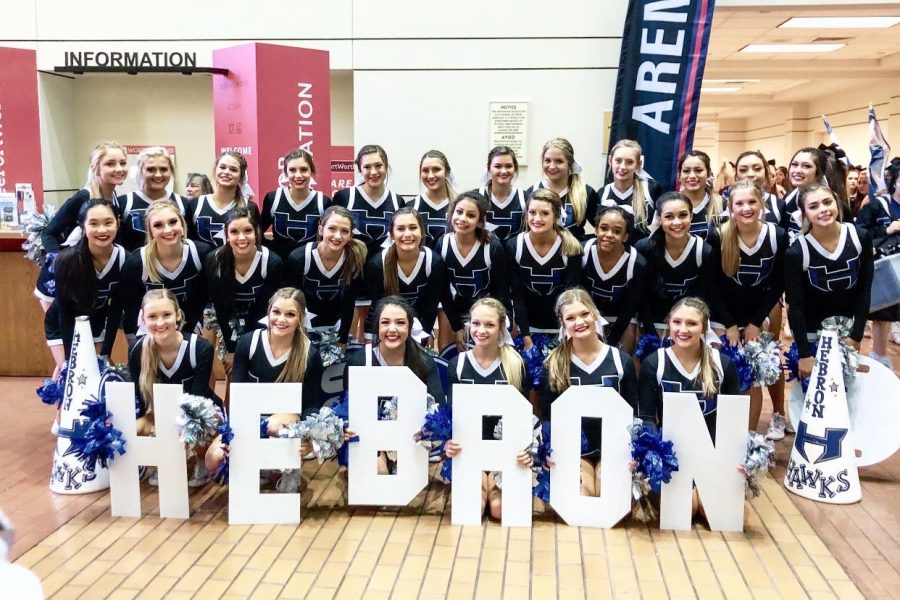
top-left (188, 462), bottom-right (212, 488)
top-left (148, 469), bottom-right (159, 487)
top-left (784, 416), bottom-right (795, 435)
top-left (767, 413), bottom-right (786, 441)
top-left (890, 322), bottom-right (900, 345)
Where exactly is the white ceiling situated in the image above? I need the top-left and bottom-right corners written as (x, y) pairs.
top-left (699, 4), bottom-right (900, 119)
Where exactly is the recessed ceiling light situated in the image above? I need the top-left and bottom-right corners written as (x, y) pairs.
top-left (780, 16), bottom-right (900, 29)
top-left (741, 43), bottom-right (844, 53)
top-left (702, 86), bottom-right (742, 93)
top-left (705, 78), bottom-right (760, 84)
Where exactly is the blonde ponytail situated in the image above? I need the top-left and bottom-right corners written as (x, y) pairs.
top-left (138, 289), bottom-right (184, 409)
top-left (470, 297), bottom-right (524, 392)
top-left (269, 288), bottom-right (311, 383)
top-left (542, 138), bottom-right (585, 223)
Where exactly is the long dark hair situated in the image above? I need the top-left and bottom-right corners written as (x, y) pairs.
top-left (371, 296), bottom-right (429, 384)
top-left (646, 192), bottom-right (692, 264)
top-left (55, 199), bottom-right (119, 314)
top-left (212, 207), bottom-right (261, 314)
top-left (448, 190), bottom-right (492, 244)
top-left (383, 206), bottom-right (424, 295)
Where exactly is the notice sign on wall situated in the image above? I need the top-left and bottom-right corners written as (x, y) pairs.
top-left (489, 102), bottom-right (528, 166)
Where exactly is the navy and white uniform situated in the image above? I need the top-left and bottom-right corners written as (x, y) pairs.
top-left (580, 242), bottom-right (650, 346)
top-left (206, 246), bottom-right (284, 353)
top-left (857, 195), bottom-right (900, 320)
top-left (712, 223), bottom-right (788, 330)
top-left (539, 345), bottom-right (638, 456)
top-left (232, 329), bottom-right (325, 416)
top-left (259, 187), bottom-right (329, 260)
top-left (638, 347), bottom-right (739, 438)
top-left (526, 181), bottom-right (600, 241)
top-left (506, 233), bottom-right (581, 336)
top-left (479, 186), bottom-right (527, 242)
top-left (635, 234), bottom-right (725, 329)
top-left (333, 186), bottom-right (403, 256)
top-left (46, 244), bottom-right (127, 356)
top-left (687, 194), bottom-right (719, 239)
top-left (120, 239), bottom-right (212, 336)
top-left (116, 191), bottom-right (195, 252)
top-left (287, 242), bottom-right (361, 343)
top-left (785, 223), bottom-right (874, 358)
top-left (189, 195), bottom-right (260, 248)
top-left (437, 233), bottom-right (509, 333)
top-left (342, 343), bottom-right (446, 404)
top-left (780, 189), bottom-right (804, 241)
top-left (406, 195), bottom-right (450, 249)
top-left (128, 333), bottom-right (216, 418)
top-left (365, 247), bottom-right (446, 335)
top-left (447, 350), bottom-right (530, 438)
top-left (598, 183), bottom-right (655, 242)
top-left (762, 192), bottom-right (785, 226)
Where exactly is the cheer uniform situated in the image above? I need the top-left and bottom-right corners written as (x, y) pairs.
top-left (762, 192), bottom-right (785, 226)
top-left (637, 347), bottom-right (739, 438)
top-left (333, 186), bottom-right (403, 257)
top-left (406, 195), bottom-right (450, 249)
top-left (580, 241), bottom-right (650, 346)
top-left (598, 183), bottom-right (655, 242)
top-left (46, 244), bottom-right (127, 356)
top-left (687, 195), bottom-right (720, 239)
top-left (342, 343), bottom-right (446, 403)
top-left (128, 333), bottom-right (216, 418)
top-left (526, 181), bottom-right (600, 241)
top-left (116, 191), bottom-right (195, 252)
top-left (447, 350), bottom-right (529, 439)
top-left (437, 233), bottom-right (509, 333)
top-left (712, 223), bottom-right (788, 330)
top-left (189, 195), bottom-right (261, 248)
top-left (506, 233), bottom-right (581, 336)
top-left (635, 234), bottom-right (725, 330)
top-left (259, 188), bottom-right (329, 260)
top-left (232, 329), bottom-right (325, 416)
top-left (120, 239), bottom-right (212, 336)
top-left (857, 195), bottom-right (900, 320)
top-left (779, 189), bottom-right (804, 240)
top-left (784, 223), bottom-right (874, 358)
top-left (365, 247), bottom-right (446, 335)
top-left (539, 344), bottom-right (638, 456)
top-left (206, 246), bottom-right (284, 354)
top-left (479, 186), bottom-right (527, 242)
top-left (287, 242), bottom-right (362, 343)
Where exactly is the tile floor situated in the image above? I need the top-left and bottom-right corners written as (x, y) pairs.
top-left (3, 336), bottom-right (899, 599)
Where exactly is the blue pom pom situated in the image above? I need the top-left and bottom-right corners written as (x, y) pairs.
top-left (421, 403), bottom-right (453, 457)
top-left (440, 457), bottom-right (453, 483)
top-left (36, 377), bottom-right (64, 406)
top-left (783, 341), bottom-right (813, 393)
top-left (634, 334), bottom-right (672, 361)
top-left (631, 420), bottom-right (678, 493)
top-left (68, 399), bottom-right (126, 471)
top-left (215, 420), bottom-right (234, 484)
top-left (532, 421), bottom-right (589, 502)
top-left (330, 394), bottom-right (356, 467)
top-left (513, 334), bottom-right (559, 388)
top-left (259, 416), bottom-right (270, 439)
top-left (717, 337), bottom-right (754, 392)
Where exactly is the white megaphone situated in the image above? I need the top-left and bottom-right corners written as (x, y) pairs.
top-left (49, 316), bottom-right (110, 494)
top-left (783, 325), bottom-right (860, 504)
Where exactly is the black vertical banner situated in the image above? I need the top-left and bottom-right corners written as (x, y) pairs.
top-left (607, 0), bottom-right (716, 191)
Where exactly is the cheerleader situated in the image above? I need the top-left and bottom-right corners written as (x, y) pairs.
top-left (479, 146), bottom-right (528, 242)
top-left (365, 207), bottom-right (446, 340)
top-left (635, 192), bottom-right (726, 337)
top-left (407, 150), bottom-right (456, 249)
top-left (601, 139), bottom-right (654, 241)
top-left (637, 297), bottom-right (739, 516)
top-left (581, 206), bottom-right (650, 351)
top-left (190, 151), bottom-right (259, 247)
top-left (205, 288), bottom-right (324, 492)
top-left (676, 150), bottom-right (723, 239)
top-left (437, 191), bottom-right (509, 350)
top-left (184, 173), bottom-right (213, 200)
top-left (39, 142), bottom-right (126, 257)
top-left (785, 185), bottom-right (874, 379)
top-left (853, 158), bottom-right (900, 368)
top-left (120, 200), bottom-right (211, 341)
top-left (332, 145), bottom-right (403, 256)
top-left (47, 199), bottom-right (126, 360)
top-left (116, 146), bottom-right (196, 252)
top-left (259, 148), bottom-right (329, 261)
top-left (129, 289), bottom-right (217, 487)
top-left (444, 298), bottom-right (530, 520)
top-left (342, 296), bottom-right (445, 402)
top-left (734, 150), bottom-right (784, 226)
top-left (287, 206), bottom-right (368, 345)
top-left (539, 289), bottom-right (638, 496)
top-left (205, 207), bottom-right (285, 377)
top-left (781, 147), bottom-right (851, 240)
top-left (35, 143), bottom-right (128, 375)
top-left (773, 166), bottom-right (790, 198)
top-left (714, 180), bottom-right (788, 433)
top-left (506, 189), bottom-right (582, 349)
top-left (527, 138), bottom-right (599, 241)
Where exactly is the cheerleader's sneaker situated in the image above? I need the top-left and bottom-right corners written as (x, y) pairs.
top-left (766, 413), bottom-right (786, 441)
top-left (148, 469), bottom-right (159, 487)
top-left (188, 462), bottom-right (212, 488)
top-left (784, 417), bottom-right (795, 434)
